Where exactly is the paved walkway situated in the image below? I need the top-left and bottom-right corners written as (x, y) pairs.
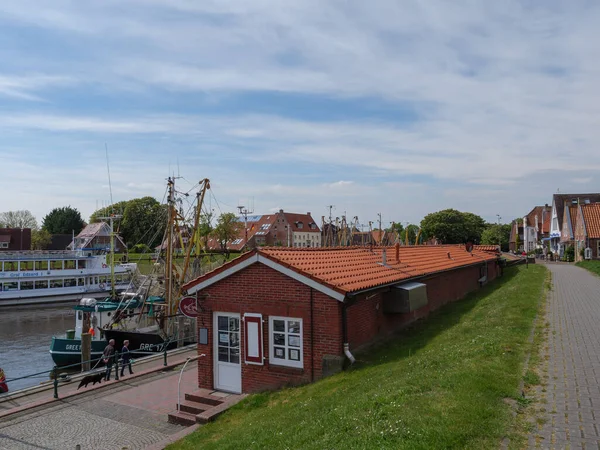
top-left (0, 356), bottom-right (199, 449)
top-left (532, 263), bottom-right (600, 449)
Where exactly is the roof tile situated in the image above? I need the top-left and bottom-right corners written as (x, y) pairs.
top-left (581, 204), bottom-right (600, 238)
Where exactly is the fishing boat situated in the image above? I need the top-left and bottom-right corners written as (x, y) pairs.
top-left (103, 177), bottom-right (209, 355)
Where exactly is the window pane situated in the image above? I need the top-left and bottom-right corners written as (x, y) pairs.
top-left (230, 348), bottom-right (240, 364)
top-left (229, 317), bottom-right (239, 332)
top-left (273, 333), bottom-right (285, 346)
top-left (273, 347), bottom-right (285, 359)
top-left (218, 316), bottom-right (228, 331)
top-left (288, 335), bottom-right (301, 347)
top-left (289, 349), bottom-right (301, 361)
top-left (218, 346), bottom-right (229, 362)
top-left (273, 320), bottom-right (285, 332)
top-left (288, 321), bottom-right (301, 334)
top-left (230, 332), bottom-right (239, 347)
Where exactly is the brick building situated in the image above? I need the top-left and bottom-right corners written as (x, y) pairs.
top-left (574, 203), bottom-right (600, 261)
top-left (207, 210), bottom-right (321, 251)
top-left (0, 228), bottom-right (32, 251)
top-left (183, 245), bottom-right (500, 394)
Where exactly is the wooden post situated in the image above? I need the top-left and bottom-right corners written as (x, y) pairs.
top-left (81, 333), bottom-right (91, 372)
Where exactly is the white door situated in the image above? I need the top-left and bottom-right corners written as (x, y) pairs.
top-left (214, 313), bottom-right (241, 393)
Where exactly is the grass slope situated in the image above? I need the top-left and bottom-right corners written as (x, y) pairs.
top-left (575, 260), bottom-right (600, 277)
top-left (169, 265), bottom-right (546, 450)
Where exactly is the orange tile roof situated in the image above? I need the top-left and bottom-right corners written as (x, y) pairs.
top-left (474, 245), bottom-right (500, 253)
top-left (581, 204), bottom-right (600, 238)
top-left (569, 206), bottom-right (579, 234)
top-left (183, 245), bottom-right (498, 296)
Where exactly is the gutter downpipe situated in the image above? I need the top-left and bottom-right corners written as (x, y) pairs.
top-left (341, 301), bottom-right (356, 364)
top-left (310, 287), bottom-right (315, 382)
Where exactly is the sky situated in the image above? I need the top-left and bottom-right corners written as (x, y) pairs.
top-left (1, 1), bottom-right (599, 230)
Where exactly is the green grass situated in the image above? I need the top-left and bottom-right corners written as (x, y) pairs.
top-left (168, 265), bottom-right (547, 450)
top-left (575, 260), bottom-right (600, 277)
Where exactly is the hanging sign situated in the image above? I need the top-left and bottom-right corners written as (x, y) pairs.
top-left (179, 297), bottom-right (199, 318)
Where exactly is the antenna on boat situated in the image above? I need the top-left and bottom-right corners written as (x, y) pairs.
top-left (105, 144), bottom-right (114, 214)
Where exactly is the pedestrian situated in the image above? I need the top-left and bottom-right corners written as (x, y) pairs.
top-left (120, 340), bottom-right (133, 377)
top-left (103, 339), bottom-right (116, 381)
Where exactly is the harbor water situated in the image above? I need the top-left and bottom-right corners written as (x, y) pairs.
top-left (0, 304), bottom-right (75, 392)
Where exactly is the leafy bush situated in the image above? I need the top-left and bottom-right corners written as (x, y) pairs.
top-left (564, 245), bottom-right (575, 262)
top-left (130, 243), bottom-right (151, 254)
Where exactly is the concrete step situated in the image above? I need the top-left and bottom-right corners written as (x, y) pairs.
top-left (185, 392), bottom-right (224, 407)
top-left (177, 400), bottom-right (210, 415)
top-left (167, 410), bottom-right (196, 427)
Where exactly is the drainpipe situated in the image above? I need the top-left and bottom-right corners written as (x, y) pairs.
top-left (341, 302), bottom-right (355, 364)
top-left (310, 287), bottom-right (314, 382)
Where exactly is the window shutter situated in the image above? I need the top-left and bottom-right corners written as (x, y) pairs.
top-left (244, 313), bottom-right (263, 365)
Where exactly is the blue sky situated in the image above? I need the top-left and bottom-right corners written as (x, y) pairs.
top-left (1, 1), bottom-right (599, 229)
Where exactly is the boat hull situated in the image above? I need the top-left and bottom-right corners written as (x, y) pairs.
top-left (50, 337), bottom-right (107, 368)
top-left (103, 329), bottom-right (178, 355)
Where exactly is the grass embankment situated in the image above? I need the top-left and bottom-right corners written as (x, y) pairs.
top-left (575, 259), bottom-right (600, 277)
top-left (169, 265), bottom-right (547, 450)
top-left (115, 252), bottom-right (241, 276)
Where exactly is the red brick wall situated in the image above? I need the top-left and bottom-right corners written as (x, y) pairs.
top-left (347, 261), bottom-right (499, 350)
top-left (196, 263), bottom-right (342, 393)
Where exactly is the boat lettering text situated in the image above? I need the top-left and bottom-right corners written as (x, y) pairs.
top-left (65, 344), bottom-right (81, 351)
top-left (139, 343), bottom-right (164, 352)
top-left (7, 272), bottom-right (42, 278)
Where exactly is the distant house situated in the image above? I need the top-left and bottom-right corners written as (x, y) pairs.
top-left (156, 225), bottom-right (193, 254)
top-left (207, 210), bottom-right (321, 251)
top-left (549, 193), bottom-right (600, 256)
top-left (69, 222), bottom-right (126, 253)
top-left (574, 203), bottom-right (600, 262)
top-left (508, 220), bottom-right (523, 253)
top-left (522, 205), bottom-right (552, 253)
top-left (0, 228), bottom-right (31, 251)
top-left (183, 245), bottom-right (500, 395)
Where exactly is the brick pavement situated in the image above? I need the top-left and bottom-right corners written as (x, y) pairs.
top-left (531, 263), bottom-right (600, 449)
top-left (0, 361), bottom-right (199, 450)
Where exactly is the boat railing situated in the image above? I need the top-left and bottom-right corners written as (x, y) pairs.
top-left (1, 331), bottom-right (197, 399)
top-left (0, 250), bottom-right (96, 261)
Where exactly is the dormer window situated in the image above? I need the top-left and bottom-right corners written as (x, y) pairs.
top-left (296, 222), bottom-right (303, 229)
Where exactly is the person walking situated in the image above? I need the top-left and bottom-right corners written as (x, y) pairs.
top-left (120, 340), bottom-right (133, 377)
top-left (103, 339), bottom-right (116, 381)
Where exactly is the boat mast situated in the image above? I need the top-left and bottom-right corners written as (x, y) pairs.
top-left (98, 213), bottom-right (121, 299)
top-left (165, 177), bottom-right (175, 329)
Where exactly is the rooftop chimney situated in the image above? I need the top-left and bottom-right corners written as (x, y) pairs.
top-left (395, 243), bottom-right (400, 262)
top-left (382, 248), bottom-right (387, 265)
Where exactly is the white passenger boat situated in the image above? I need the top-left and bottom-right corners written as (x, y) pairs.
top-left (0, 250), bottom-right (137, 306)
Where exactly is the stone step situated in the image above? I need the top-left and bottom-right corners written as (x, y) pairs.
top-left (167, 410), bottom-right (196, 427)
top-left (185, 392), bottom-right (224, 407)
top-left (177, 400), bottom-right (211, 415)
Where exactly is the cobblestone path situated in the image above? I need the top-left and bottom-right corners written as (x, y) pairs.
top-left (0, 369), bottom-right (191, 449)
top-left (531, 263), bottom-right (600, 449)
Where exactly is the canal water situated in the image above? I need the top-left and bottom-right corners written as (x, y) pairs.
top-left (0, 304), bottom-right (75, 392)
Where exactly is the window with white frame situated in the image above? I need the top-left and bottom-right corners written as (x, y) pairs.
top-left (269, 316), bottom-right (303, 368)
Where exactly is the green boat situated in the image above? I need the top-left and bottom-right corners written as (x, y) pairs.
top-left (49, 295), bottom-right (144, 367)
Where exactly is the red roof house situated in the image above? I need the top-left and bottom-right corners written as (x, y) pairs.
top-left (574, 203), bottom-right (600, 261)
top-left (182, 244), bottom-right (500, 396)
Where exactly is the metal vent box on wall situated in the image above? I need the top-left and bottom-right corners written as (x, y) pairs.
top-left (383, 281), bottom-right (428, 314)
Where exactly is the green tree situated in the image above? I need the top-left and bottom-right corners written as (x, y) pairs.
top-left (198, 212), bottom-right (214, 252)
top-left (31, 228), bottom-right (52, 250)
top-left (0, 210), bottom-right (38, 229)
top-left (480, 223), bottom-right (511, 251)
top-left (42, 206), bottom-right (85, 234)
top-left (121, 197), bottom-right (167, 249)
top-left (420, 209), bottom-right (486, 244)
top-left (211, 212), bottom-right (243, 256)
top-left (89, 197), bottom-right (167, 248)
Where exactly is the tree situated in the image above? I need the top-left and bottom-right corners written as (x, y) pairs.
top-left (481, 223), bottom-right (512, 251)
top-left (89, 197), bottom-right (167, 248)
top-left (211, 212), bottom-right (242, 256)
top-left (31, 228), bottom-right (52, 250)
top-left (420, 209), bottom-right (486, 244)
top-left (198, 212), bottom-right (214, 252)
top-left (42, 206), bottom-right (85, 235)
top-left (121, 197), bottom-right (167, 249)
top-left (0, 210), bottom-right (38, 229)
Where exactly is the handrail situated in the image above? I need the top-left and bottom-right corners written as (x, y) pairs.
top-left (178, 354), bottom-right (205, 411)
